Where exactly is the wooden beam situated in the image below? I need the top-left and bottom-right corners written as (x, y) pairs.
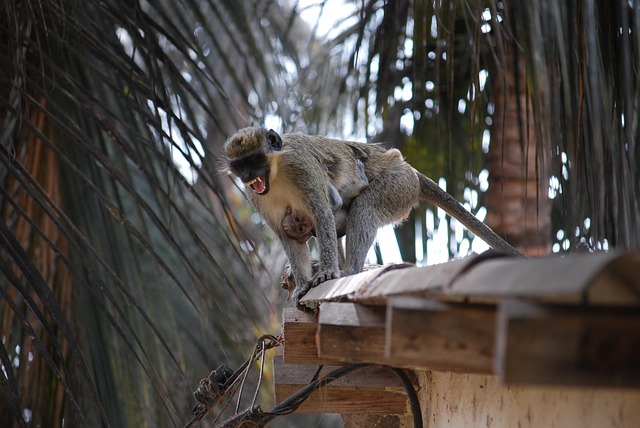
top-left (282, 307), bottom-right (317, 364)
top-left (449, 252), bottom-right (640, 306)
top-left (300, 260), bottom-right (465, 307)
top-left (273, 356), bottom-right (409, 414)
top-left (282, 307), bottom-right (343, 365)
top-left (385, 297), bottom-right (495, 373)
top-left (299, 252), bottom-right (640, 307)
top-left (496, 300), bottom-right (640, 387)
top-left (317, 302), bottom-right (387, 363)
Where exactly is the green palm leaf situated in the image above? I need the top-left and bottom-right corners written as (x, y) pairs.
top-left (1, 0), bottom-right (300, 425)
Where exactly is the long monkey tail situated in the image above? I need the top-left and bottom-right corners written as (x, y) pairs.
top-left (417, 172), bottom-right (522, 257)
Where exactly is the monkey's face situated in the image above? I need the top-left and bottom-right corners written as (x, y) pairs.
top-left (224, 127), bottom-right (283, 195)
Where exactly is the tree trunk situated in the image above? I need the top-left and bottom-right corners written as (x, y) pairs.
top-left (487, 40), bottom-right (551, 256)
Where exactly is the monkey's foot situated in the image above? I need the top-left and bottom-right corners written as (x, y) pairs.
top-left (281, 261), bottom-right (321, 293)
top-left (291, 283), bottom-right (312, 306)
top-left (292, 271), bottom-right (336, 305)
top-left (308, 269), bottom-right (338, 288)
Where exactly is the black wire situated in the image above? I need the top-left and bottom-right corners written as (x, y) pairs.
top-left (391, 368), bottom-right (423, 428)
top-left (310, 365), bottom-right (323, 383)
top-left (212, 363), bottom-right (424, 428)
top-left (266, 363), bottom-right (369, 417)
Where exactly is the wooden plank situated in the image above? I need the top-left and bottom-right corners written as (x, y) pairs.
top-left (450, 252), bottom-right (640, 306)
top-left (299, 263), bottom-right (417, 307)
top-left (317, 302), bottom-right (387, 363)
top-left (385, 297), bottom-right (495, 373)
top-left (282, 307), bottom-right (342, 365)
top-left (495, 300), bottom-right (640, 387)
top-left (586, 254), bottom-right (640, 305)
top-left (359, 258), bottom-right (473, 302)
top-left (282, 307), bottom-right (317, 364)
top-left (342, 414), bottom-right (404, 428)
top-left (299, 252), bottom-right (640, 308)
top-left (273, 356), bottom-right (408, 414)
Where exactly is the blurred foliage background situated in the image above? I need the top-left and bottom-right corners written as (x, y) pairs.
top-left (1, 0), bottom-right (638, 426)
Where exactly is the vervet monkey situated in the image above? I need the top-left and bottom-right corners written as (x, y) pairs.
top-left (223, 127), bottom-right (521, 304)
top-left (281, 159), bottom-right (369, 243)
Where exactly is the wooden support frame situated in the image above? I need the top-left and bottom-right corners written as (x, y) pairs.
top-left (273, 356), bottom-right (409, 415)
top-left (299, 252), bottom-right (640, 308)
top-left (282, 307), bottom-right (348, 365)
top-left (385, 297), bottom-right (496, 373)
top-left (274, 252), bottom-right (640, 426)
top-left (314, 300), bottom-right (497, 372)
top-left (496, 300), bottom-right (640, 387)
top-left (282, 307), bottom-right (325, 365)
top-left (317, 302), bottom-right (387, 363)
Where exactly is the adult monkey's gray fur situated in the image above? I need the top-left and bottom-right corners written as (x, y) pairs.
top-left (223, 127), bottom-right (521, 304)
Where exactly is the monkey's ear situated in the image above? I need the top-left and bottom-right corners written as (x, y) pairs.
top-left (267, 129), bottom-right (283, 151)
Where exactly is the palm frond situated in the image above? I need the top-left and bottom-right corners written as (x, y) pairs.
top-left (1, 0), bottom-right (303, 425)
top-left (296, 0), bottom-right (639, 256)
top-left (511, 0), bottom-right (640, 250)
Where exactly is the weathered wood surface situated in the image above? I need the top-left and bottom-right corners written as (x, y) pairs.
top-left (317, 302), bottom-right (388, 363)
top-left (451, 252), bottom-right (640, 305)
top-left (496, 300), bottom-right (640, 387)
top-left (422, 370), bottom-right (640, 428)
top-left (385, 297), bottom-right (495, 373)
top-left (282, 307), bottom-right (342, 365)
top-left (273, 356), bottom-right (409, 414)
top-left (341, 414), bottom-right (406, 428)
top-left (279, 252), bottom-right (640, 425)
top-left (300, 260), bottom-right (463, 306)
top-left (300, 252), bottom-right (640, 308)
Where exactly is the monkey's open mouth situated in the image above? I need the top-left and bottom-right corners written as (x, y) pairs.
top-left (247, 174), bottom-right (269, 195)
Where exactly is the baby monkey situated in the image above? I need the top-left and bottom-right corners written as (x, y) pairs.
top-left (281, 160), bottom-right (369, 243)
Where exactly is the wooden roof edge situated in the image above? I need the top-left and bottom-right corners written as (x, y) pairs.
top-left (299, 251), bottom-right (640, 309)
top-left (285, 296), bottom-right (640, 388)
